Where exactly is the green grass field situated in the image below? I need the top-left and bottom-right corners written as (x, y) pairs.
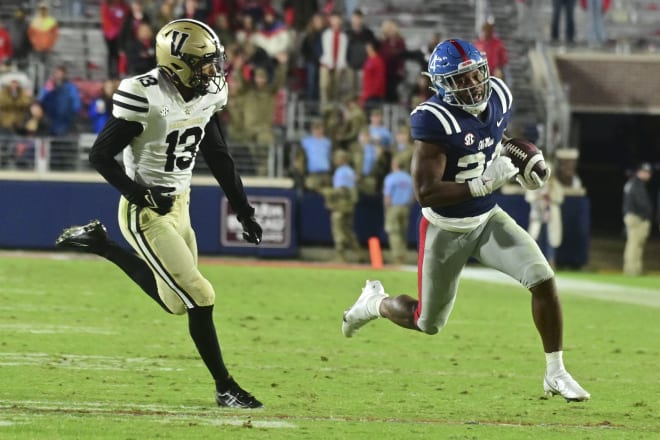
top-left (1, 254), bottom-right (659, 439)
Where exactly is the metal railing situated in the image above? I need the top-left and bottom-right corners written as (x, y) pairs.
top-left (0, 134), bottom-right (284, 178)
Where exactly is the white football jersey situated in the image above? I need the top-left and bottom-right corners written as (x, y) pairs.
top-left (112, 68), bottom-right (228, 195)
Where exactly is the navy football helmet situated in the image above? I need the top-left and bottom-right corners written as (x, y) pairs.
top-left (425, 38), bottom-right (491, 114)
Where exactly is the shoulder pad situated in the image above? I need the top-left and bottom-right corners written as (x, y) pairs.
top-left (112, 76), bottom-right (153, 123)
top-left (410, 100), bottom-right (462, 141)
top-left (490, 77), bottom-right (513, 114)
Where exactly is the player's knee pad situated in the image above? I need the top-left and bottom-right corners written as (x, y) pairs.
top-left (159, 291), bottom-right (187, 315)
top-left (188, 277), bottom-right (215, 307)
top-left (521, 261), bottom-right (554, 289)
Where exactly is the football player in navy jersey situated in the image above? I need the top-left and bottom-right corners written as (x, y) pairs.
top-left (55, 19), bottom-right (263, 408)
top-left (341, 39), bottom-right (590, 402)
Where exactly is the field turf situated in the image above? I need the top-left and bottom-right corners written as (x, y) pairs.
top-left (0, 254), bottom-right (659, 439)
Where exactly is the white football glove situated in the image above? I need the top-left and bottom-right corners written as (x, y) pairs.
top-left (516, 157), bottom-right (551, 190)
top-left (468, 156), bottom-right (519, 198)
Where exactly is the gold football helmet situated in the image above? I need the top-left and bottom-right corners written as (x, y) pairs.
top-left (156, 19), bottom-right (226, 95)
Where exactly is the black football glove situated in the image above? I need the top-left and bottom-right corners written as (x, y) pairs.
top-left (237, 213), bottom-right (262, 245)
top-left (125, 185), bottom-right (175, 215)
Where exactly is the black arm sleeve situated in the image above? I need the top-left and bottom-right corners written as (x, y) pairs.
top-left (88, 115), bottom-right (144, 197)
top-left (199, 116), bottom-right (253, 218)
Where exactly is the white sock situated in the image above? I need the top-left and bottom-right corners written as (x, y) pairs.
top-left (370, 294), bottom-right (387, 318)
top-left (545, 351), bottom-right (566, 376)
top-left (364, 290), bottom-right (387, 318)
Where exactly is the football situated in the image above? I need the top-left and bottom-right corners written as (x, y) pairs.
top-left (503, 138), bottom-right (548, 181)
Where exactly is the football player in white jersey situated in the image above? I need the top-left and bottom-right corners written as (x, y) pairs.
top-left (341, 39), bottom-right (590, 402)
top-left (56, 19), bottom-right (263, 408)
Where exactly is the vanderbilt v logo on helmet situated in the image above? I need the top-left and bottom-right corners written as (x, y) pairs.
top-left (156, 19), bottom-right (227, 95)
top-left (170, 31), bottom-right (190, 57)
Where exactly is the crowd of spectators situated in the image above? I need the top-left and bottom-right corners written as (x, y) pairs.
top-left (0, 0), bottom-right (449, 177)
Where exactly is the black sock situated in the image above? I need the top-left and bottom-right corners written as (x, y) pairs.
top-left (187, 305), bottom-right (231, 390)
top-left (101, 241), bottom-right (172, 313)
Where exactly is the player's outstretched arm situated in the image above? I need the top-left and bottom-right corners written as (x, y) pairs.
top-left (199, 115), bottom-right (262, 244)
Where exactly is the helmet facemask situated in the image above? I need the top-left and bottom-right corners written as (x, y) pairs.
top-left (426, 39), bottom-right (492, 115)
top-left (183, 49), bottom-right (227, 95)
top-left (436, 60), bottom-right (490, 115)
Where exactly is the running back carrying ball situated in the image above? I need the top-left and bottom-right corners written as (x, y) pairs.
top-left (504, 138), bottom-right (550, 190)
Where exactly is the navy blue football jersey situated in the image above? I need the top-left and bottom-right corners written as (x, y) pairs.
top-left (410, 76), bottom-right (513, 218)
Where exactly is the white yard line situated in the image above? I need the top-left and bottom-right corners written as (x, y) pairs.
top-left (401, 266), bottom-right (660, 308)
top-left (466, 267), bottom-right (660, 308)
top-left (0, 352), bottom-right (183, 372)
top-left (0, 399), bottom-right (635, 430)
top-left (0, 400), bottom-right (296, 429)
top-left (0, 323), bottom-right (117, 335)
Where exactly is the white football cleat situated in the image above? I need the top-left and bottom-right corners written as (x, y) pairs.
top-left (342, 280), bottom-right (388, 337)
top-left (544, 371), bottom-right (591, 402)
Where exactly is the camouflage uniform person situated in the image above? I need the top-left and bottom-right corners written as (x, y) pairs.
top-left (392, 124), bottom-right (414, 173)
top-left (383, 156), bottom-right (414, 264)
top-left (232, 50), bottom-right (288, 175)
top-left (354, 126), bottom-right (382, 196)
top-left (322, 150), bottom-right (364, 262)
top-left (337, 94), bottom-right (367, 153)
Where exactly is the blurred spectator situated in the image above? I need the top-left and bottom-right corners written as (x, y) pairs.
top-left (473, 21), bottom-right (508, 80)
top-left (13, 101), bottom-right (49, 168)
top-left (18, 101), bottom-right (48, 136)
top-left (322, 101), bottom-right (344, 149)
top-left (392, 124), bottom-right (414, 173)
top-left (355, 126), bottom-right (382, 196)
top-left (300, 13), bottom-right (326, 101)
top-left (554, 148), bottom-right (583, 189)
top-left (321, 149), bottom-right (364, 263)
top-left (252, 7), bottom-right (292, 60)
top-left (179, 0), bottom-right (207, 21)
top-left (416, 32), bottom-right (442, 67)
top-left (359, 41), bottom-right (386, 112)
top-left (367, 107), bottom-right (392, 150)
top-left (37, 65), bottom-right (82, 136)
top-left (525, 169), bottom-right (565, 267)
top-left (551, 0), bottom-right (577, 45)
top-left (336, 94), bottom-right (366, 152)
top-left (319, 12), bottom-right (348, 109)
top-left (622, 162), bottom-right (653, 276)
top-left (231, 51), bottom-right (288, 175)
top-left (321, 0), bottom-right (346, 17)
top-left (581, 0), bottom-right (610, 47)
top-left (28, 1), bottom-right (59, 77)
top-left (284, 0), bottom-right (319, 32)
top-left (299, 118), bottom-right (332, 192)
top-left (101, 0), bottom-right (130, 78)
top-left (124, 22), bottom-right (156, 76)
top-left (237, 0), bottom-right (271, 24)
top-left (120, 0), bottom-right (151, 50)
top-left (119, 0), bottom-right (152, 76)
top-left (378, 20), bottom-right (406, 104)
top-left (236, 13), bottom-right (258, 48)
top-left (383, 155), bottom-right (414, 264)
top-left (154, 0), bottom-right (176, 30)
top-left (0, 23), bottom-right (13, 66)
top-left (88, 79), bottom-right (119, 134)
top-left (407, 74), bottom-right (433, 111)
top-left (7, 6), bottom-right (32, 70)
top-left (208, 0), bottom-right (235, 28)
top-left (345, 9), bottom-right (377, 98)
top-left (211, 13), bottom-right (237, 48)
top-left (0, 79), bottom-right (32, 133)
